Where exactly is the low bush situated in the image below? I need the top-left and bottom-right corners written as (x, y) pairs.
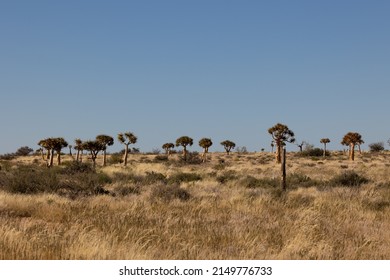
top-left (167, 172), bottom-right (202, 184)
top-left (113, 184), bottom-right (141, 196)
top-left (150, 184), bottom-right (191, 202)
top-left (330, 171), bottom-right (369, 187)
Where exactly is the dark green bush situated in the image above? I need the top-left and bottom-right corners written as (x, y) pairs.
top-left (300, 148), bottom-right (330, 157)
top-left (62, 161), bottom-right (94, 174)
top-left (4, 167), bottom-right (59, 194)
top-left (167, 172), bottom-right (202, 184)
top-left (330, 171), bottom-right (369, 187)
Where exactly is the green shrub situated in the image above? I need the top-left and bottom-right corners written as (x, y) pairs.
top-left (369, 142), bottom-right (385, 152)
top-left (300, 148), bottom-right (329, 157)
top-left (167, 172), bottom-right (202, 184)
top-left (62, 161), bottom-right (94, 174)
top-left (330, 171), bottom-right (369, 187)
top-left (4, 167), bottom-right (59, 194)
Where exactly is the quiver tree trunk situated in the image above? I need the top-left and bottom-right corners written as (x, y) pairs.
top-left (102, 150), bottom-right (107, 166)
top-left (48, 149), bottom-right (54, 168)
top-left (123, 144), bottom-right (129, 166)
top-left (349, 144), bottom-right (355, 161)
top-left (276, 143), bottom-right (282, 164)
top-left (281, 148), bottom-right (287, 191)
top-left (183, 147), bottom-right (187, 161)
top-left (57, 151), bottom-right (61, 165)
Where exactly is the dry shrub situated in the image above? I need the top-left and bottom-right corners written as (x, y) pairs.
top-left (150, 184), bottom-right (191, 202)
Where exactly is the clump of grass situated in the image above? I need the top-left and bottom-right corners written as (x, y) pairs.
top-left (143, 172), bottom-right (167, 185)
top-left (167, 172), bottom-right (202, 184)
top-left (150, 184), bottom-right (191, 202)
top-left (113, 184), bottom-right (141, 196)
top-left (239, 175), bottom-right (278, 189)
top-left (330, 171), bottom-right (369, 187)
top-left (153, 155), bottom-right (169, 162)
top-left (216, 172), bottom-right (237, 184)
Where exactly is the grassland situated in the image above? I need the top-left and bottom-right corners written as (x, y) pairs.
top-left (0, 151), bottom-right (389, 259)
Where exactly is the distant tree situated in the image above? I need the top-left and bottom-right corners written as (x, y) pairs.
top-left (82, 140), bottom-right (105, 167)
top-left (162, 143), bottom-right (175, 156)
top-left (268, 123), bottom-right (295, 163)
top-left (74, 139), bottom-right (84, 162)
top-left (117, 132), bottom-right (137, 166)
top-left (68, 145), bottom-right (73, 158)
top-left (175, 136), bottom-right (193, 161)
top-left (320, 138), bottom-right (331, 157)
top-left (53, 137), bottom-right (68, 165)
top-left (341, 132), bottom-right (363, 161)
top-left (37, 137), bottom-right (67, 167)
top-left (356, 138), bottom-right (364, 154)
top-left (37, 138), bottom-right (51, 163)
top-left (296, 141), bottom-right (306, 152)
top-left (96, 134), bottom-right (114, 166)
top-left (270, 141), bottom-right (275, 153)
top-left (368, 142), bottom-right (384, 152)
top-left (199, 138), bottom-right (213, 162)
top-left (15, 146), bottom-right (33, 156)
top-left (220, 140), bottom-right (236, 155)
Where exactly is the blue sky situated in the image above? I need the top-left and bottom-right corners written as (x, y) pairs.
top-left (1, 0), bottom-right (389, 154)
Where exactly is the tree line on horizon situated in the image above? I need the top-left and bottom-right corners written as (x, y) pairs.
top-left (2, 123), bottom-right (387, 168)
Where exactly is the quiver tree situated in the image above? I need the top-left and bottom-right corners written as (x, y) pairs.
top-left (296, 141), bottom-right (306, 152)
top-left (117, 132), bottom-right (137, 166)
top-left (96, 134), bottom-right (114, 166)
top-left (320, 138), bottom-right (330, 157)
top-left (268, 123), bottom-right (295, 163)
top-left (38, 137), bottom-right (68, 167)
top-left (53, 137), bottom-right (68, 166)
top-left (199, 138), bottom-right (213, 162)
top-left (162, 143), bottom-right (175, 155)
top-left (220, 140), bottom-right (235, 155)
top-left (74, 139), bottom-right (83, 162)
top-left (270, 141), bottom-right (274, 153)
top-left (38, 138), bottom-right (52, 166)
top-left (341, 132), bottom-right (363, 161)
top-left (175, 136), bottom-right (193, 161)
top-left (82, 140), bottom-right (105, 167)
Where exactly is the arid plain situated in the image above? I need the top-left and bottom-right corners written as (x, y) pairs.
top-left (0, 151), bottom-right (389, 259)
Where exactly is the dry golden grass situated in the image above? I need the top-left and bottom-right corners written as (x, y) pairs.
top-left (1, 151), bottom-right (390, 259)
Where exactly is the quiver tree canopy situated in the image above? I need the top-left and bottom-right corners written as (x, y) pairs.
top-left (176, 136), bottom-right (193, 161)
top-left (341, 132), bottom-right (363, 161)
top-left (199, 138), bottom-right (213, 162)
top-left (220, 140), bottom-right (235, 155)
top-left (162, 143), bottom-right (175, 155)
top-left (38, 137), bottom-right (68, 167)
top-left (118, 132), bottom-right (137, 166)
top-left (96, 134), bottom-right (114, 166)
top-left (320, 138), bottom-right (331, 157)
top-left (82, 140), bottom-right (105, 167)
top-left (268, 123), bottom-right (295, 163)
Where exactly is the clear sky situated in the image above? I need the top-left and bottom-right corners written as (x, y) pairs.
top-left (1, 0), bottom-right (389, 154)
